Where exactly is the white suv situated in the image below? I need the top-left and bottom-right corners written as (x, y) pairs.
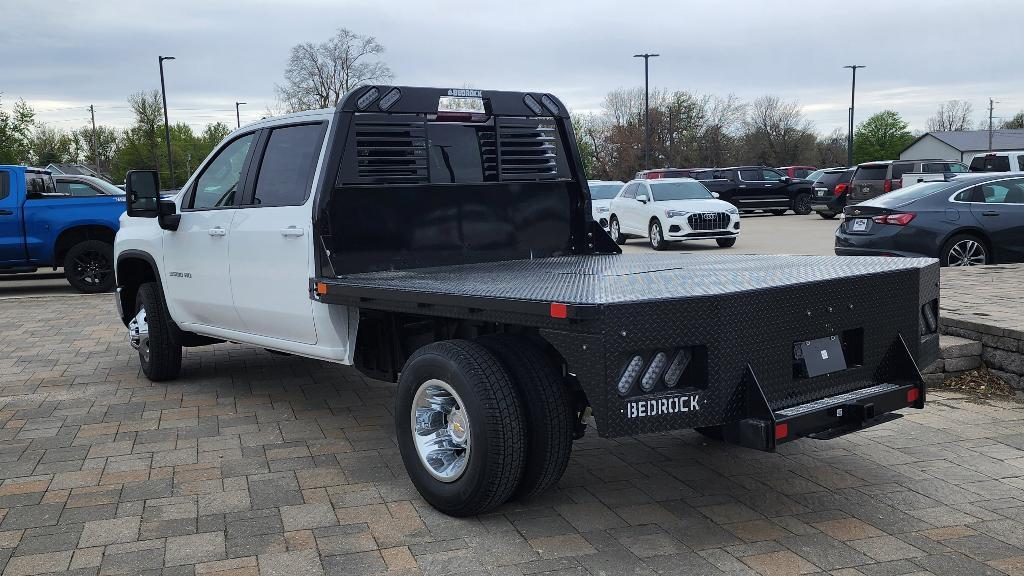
top-left (587, 180), bottom-right (624, 229)
top-left (608, 178), bottom-right (740, 250)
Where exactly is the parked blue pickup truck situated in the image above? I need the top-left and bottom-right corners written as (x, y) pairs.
top-left (0, 165), bottom-right (125, 292)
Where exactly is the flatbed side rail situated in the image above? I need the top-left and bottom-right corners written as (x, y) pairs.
top-left (311, 277), bottom-right (602, 326)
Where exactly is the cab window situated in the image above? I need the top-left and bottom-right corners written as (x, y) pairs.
top-left (189, 133), bottom-right (255, 209)
top-left (249, 123), bottom-right (325, 207)
top-left (761, 169), bottom-right (784, 181)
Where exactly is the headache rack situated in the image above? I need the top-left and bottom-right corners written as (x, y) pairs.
top-left (311, 86), bottom-right (618, 277)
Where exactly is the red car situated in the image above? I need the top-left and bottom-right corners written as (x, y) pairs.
top-left (777, 166), bottom-right (817, 179)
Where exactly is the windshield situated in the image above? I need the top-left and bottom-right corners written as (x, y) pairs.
top-left (868, 181), bottom-right (955, 207)
top-left (588, 182), bottom-right (623, 199)
top-left (88, 177), bottom-right (126, 195)
top-left (650, 181), bottom-right (714, 201)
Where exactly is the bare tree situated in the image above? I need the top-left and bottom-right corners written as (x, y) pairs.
top-left (927, 99), bottom-right (973, 132)
top-left (276, 28), bottom-right (393, 113)
top-left (741, 95), bottom-right (815, 166)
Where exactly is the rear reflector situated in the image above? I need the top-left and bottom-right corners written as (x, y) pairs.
top-left (549, 302), bottom-right (568, 319)
top-left (315, 282), bottom-right (328, 295)
top-left (774, 423), bottom-right (789, 440)
top-left (907, 388), bottom-right (920, 404)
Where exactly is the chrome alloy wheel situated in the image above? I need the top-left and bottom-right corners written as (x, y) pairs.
top-left (947, 239), bottom-right (986, 266)
top-left (128, 307), bottom-right (150, 363)
top-left (650, 221), bottom-right (662, 248)
top-left (411, 379), bottom-right (471, 482)
top-left (611, 218), bottom-right (621, 242)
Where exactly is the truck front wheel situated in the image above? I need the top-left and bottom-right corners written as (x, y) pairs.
top-left (64, 240), bottom-right (115, 293)
top-left (396, 340), bottom-right (526, 517)
top-left (479, 335), bottom-right (574, 500)
top-left (132, 282), bottom-right (182, 381)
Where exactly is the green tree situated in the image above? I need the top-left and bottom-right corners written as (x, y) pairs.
top-left (852, 110), bottom-right (914, 163)
top-left (73, 125), bottom-right (119, 176)
top-left (0, 97), bottom-right (36, 164)
top-left (113, 90), bottom-right (165, 182)
top-left (1002, 111), bottom-right (1024, 129)
top-left (27, 124), bottom-right (77, 166)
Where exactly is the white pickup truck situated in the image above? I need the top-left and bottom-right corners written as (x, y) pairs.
top-left (114, 86), bottom-right (937, 517)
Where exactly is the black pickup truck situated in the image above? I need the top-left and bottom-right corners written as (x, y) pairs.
top-left (121, 86), bottom-right (938, 517)
top-left (696, 166), bottom-right (816, 215)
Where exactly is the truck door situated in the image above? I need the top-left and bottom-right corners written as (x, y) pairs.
top-left (228, 123), bottom-right (326, 344)
top-left (161, 132), bottom-right (255, 331)
top-left (0, 170), bottom-right (26, 265)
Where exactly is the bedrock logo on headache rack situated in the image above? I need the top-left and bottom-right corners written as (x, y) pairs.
top-left (625, 394), bottom-right (700, 418)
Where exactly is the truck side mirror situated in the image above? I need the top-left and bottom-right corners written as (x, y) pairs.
top-left (158, 199), bottom-right (180, 231)
top-left (125, 170), bottom-right (160, 218)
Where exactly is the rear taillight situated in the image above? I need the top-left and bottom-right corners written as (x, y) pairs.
top-left (871, 212), bottom-right (916, 226)
top-left (833, 183), bottom-right (848, 197)
top-left (883, 179), bottom-right (892, 193)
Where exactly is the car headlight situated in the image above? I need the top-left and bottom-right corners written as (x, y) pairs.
top-left (725, 206), bottom-right (739, 215)
top-left (665, 210), bottom-right (689, 218)
top-left (596, 206), bottom-right (609, 213)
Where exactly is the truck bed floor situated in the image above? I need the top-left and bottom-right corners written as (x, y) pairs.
top-left (323, 253), bottom-right (934, 305)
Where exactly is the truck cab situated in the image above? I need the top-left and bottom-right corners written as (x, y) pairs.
top-left (0, 165), bottom-right (125, 292)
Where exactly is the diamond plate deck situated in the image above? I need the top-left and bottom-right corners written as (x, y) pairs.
top-left (324, 253), bottom-right (936, 305)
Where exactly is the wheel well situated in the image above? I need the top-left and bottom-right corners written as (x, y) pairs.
top-left (54, 225), bottom-right (116, 265)
top-left (116, 256), bottom-right (158, 322)
top-left (941, 228), bottom-right (993, 261)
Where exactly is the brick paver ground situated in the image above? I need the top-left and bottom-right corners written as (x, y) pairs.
top-left (4, 295), bottom-right (1024, 575)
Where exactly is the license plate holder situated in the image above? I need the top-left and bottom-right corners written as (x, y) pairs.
top-left (797, 336), bottom-right (847, 378)
top-left (851, 218), bottom-right (868, 232)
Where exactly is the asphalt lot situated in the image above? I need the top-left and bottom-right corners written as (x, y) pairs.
top-left (621, 211), bottom-right (839, 256)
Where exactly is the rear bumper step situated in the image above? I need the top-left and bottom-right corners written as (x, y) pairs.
top-left (731, 382), bottom-right (923, 451)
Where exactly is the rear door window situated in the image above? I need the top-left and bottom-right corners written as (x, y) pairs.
top-left (56, 181), bottom-right (103, 197)
top-left (891, 163), bottom-right (917, 179)
top-left (739, 169), bottom-right (761, 181)
top-left (0, 171), bottom-right (8, 201)
top-left (761, 169), bottom-right (784, 181)
top-left (250, 123), bottom-right (326, 207)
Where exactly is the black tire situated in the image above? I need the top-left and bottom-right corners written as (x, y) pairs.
top-left (769, 209), bottom-right (788, 216)
top-left (134, 282), bottom-right (182, 381)
top-left (649, 219), bottom-right (667, 251)
top-left (64, 240), bottom-right (115, 293)
top-left (478, 334), bottom-right (573, 500)
top-left (793, 193), bottom-right (813, 215)
top-left (396, 340), bottom-right (525, 517)
top-left (716, 238), bottom-right (736, 248)
top-left (818, 211), bottom-right (837, 220)
top-left (941, 233), bottom-right (990, 267)
top-left (609, 216), bottom-right (626, 245)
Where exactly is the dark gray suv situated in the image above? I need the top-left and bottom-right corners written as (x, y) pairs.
top-left (849, 159), bottom-right (969, 204)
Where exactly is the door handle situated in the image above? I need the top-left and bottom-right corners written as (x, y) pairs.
top-left (0, 209), bottom-right (12, 216)
top-left (280, 226), bottom-right (304, 237)
top-left (208, 227), bottom-right (227, 236)
top-left (982, 211), bottom-right (999, 216)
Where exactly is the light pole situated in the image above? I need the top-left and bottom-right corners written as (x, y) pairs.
top-left (235, 101), bottom-right (246, 128)
top-left (843, 65), bottom-right (865, 167)
top-left (159, 56), bottom-right (176, 189)
top-left (633, 53), bottom-right (659, 169)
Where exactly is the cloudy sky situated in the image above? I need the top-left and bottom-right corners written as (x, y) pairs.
top-left (4, 0), bottom-right (1022, 135)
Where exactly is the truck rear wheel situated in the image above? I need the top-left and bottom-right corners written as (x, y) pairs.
top-left (64, 240), bottom-right (115, 293)
top-left (479, 335), bottom-right (573, 500)
top-left (132, 282), bottom-right (182, 381)
top-left (396, 340), bottom-right (525, 517)
top-left (793, 193), bottom-right (813, 215)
